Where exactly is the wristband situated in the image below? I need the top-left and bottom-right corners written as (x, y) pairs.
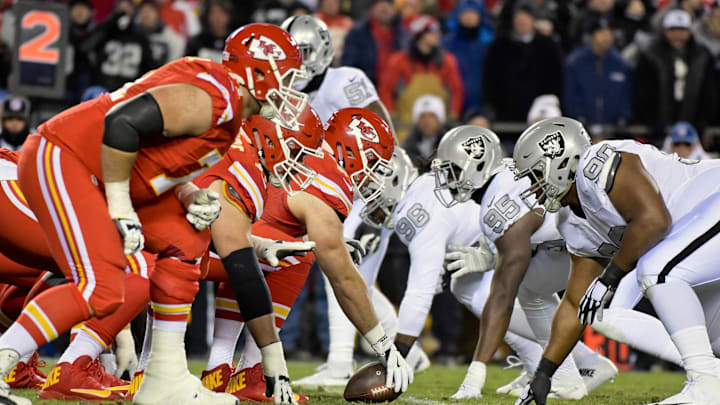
top-left (395, 341), bottom-right (411, 358)
top-left (536, 357), bottom-right (559, 378)
top-left (105, 180), bottom-right (134, 218)
top-left (599, 261), bottom-right (626, 288)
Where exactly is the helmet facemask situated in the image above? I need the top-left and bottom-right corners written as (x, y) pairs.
top-left (259, 57), bottom-right (309, 128)
top-left (349, 144), bottom-right (393, 205)
top-left (431, 158), bottom-right (486, 208)
top-left (514, 155), bottom-right (577, 213)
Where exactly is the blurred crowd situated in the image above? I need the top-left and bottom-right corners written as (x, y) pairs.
top-left (1, 0), bottom-right (719, 365)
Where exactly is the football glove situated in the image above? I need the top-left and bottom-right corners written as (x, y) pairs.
top-left (365, 325), bottom-right (414, 393)
top-left (106, 181), bottom-right (144, 255)
top-left (114, 328), bottom-right (138, 377)
top-left (450, 362), bottom-right (485, 399)
top-left (444, 238), bottom-right (495, 280)
top-left (175, 183), bottom-right (221, 231)
top-left (252, 236), bottom-right (316, 267)
top-left (578, 262), bottom-right (625, 325)
top-left (261, 342), bottom-right (296, 404)
top-left (515, 371), bottom-right (551, 405)
top-left (344, 238), bottom-right (366, 265)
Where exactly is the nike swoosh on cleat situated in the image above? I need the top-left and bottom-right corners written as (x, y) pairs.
top-left (69, 388), bottom-right (112, 398)
top-left (109, 384), bottom-right (130, 391)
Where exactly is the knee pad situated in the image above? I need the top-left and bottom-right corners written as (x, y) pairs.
top-left (150, 258), bottom-right (201, 304)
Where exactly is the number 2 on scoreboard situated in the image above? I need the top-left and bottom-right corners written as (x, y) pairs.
top-left (19, 11), bottom-right (60, 64)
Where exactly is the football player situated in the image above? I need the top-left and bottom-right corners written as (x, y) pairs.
top-left (0, 23), bottom-right (307, 405)
top-left (432, 125), bottom-right (684, 400)
top-left (513, 117), bottom-right (720, 405)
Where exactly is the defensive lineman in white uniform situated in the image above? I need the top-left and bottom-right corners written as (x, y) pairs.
top-left (513, 117), bottom-right (720, 405)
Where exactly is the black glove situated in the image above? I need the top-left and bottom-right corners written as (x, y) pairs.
top-left (515, 358), bottom-right (557, 405)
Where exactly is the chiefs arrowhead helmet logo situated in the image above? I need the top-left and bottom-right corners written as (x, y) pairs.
top-left (538, 131), bottom-right (565, 158)
top-left (247, 35), bottom-right (287, 61)
top-left (348, 117), bottom-right (379, 143)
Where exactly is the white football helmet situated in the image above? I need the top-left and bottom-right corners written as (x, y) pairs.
top-left (431, 125), bottom-right (504, 208)
top-left (281, 15), bottom-right (334, 79)
top-left (512, 117), bottom-right (591, 212)
top-left (361, 147), bottom-right (419, 229)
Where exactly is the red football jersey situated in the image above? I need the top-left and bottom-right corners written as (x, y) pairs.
top-left (261, 152), bottom-right (354, 237)
top-left (194, 136), bottom-right (267, 222)
top-left (38, 57), bottom-right (243, 205)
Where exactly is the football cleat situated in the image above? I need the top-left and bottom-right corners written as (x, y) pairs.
top-left (292, 362), bottom-right (351, 388)
top-left (648, 374), bottom-right (720, 405)
top-left (227, 363), bottom-right (308, 403)
top-left (87, 358), bottom-right (130, 393)
top-left (407, 343), bottom-right (431, 374)
top-left (0, 349), bottom-right (32, 405)
top-left (201, 363), bottom-right (234, 393)
top-left (547, 372), bottom-right (588, 400)
top-left (576, 353), bottom-right (618, 393)
top-left (38, 356), bottom-right (125, 401)
top-left (4, 352), bottom-right (46, 389)
top-left (125, 370), bottom-right (144, 401)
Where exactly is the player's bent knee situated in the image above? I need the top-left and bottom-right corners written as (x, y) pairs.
top-left (150, 259), bottom-right (201, 303)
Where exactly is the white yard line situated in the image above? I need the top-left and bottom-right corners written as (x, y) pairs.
top-left (403, 395), bottom-right (449, 405)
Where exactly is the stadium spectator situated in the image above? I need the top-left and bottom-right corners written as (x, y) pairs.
top-left (252, 0), bottom-right (311, 26)
top-left (402, 95), bottom-right (449, 168)
top-left (563, 16), bottom-right (632, 125)
top-left (342, 0), bottom-right (408, 85)
top-left (90, 0), bottom-right (157, 91)
top-left (527, 94), bottom-right (561, 124)
top-left (396, 0), bottom-right (422, 29)
top-left (443, 0), bottom-right (493, 115)
top-left (662, 121), bottom-right (711, 160)
top-left (481, 1), bottom-right (563, 122)
top-left (64, 0), bottom-right (96, 103)
top-left (137, 0), bottom-right (186, 65)
top-left (0, 95), bottom-right (31, 151)
top-left (315, 0), bottom-right (354, 63)
top-left (497, 0), bottom-right (574, 51)
top-left (185, 0), bottom-right (232, 63)
top-left (157, 0), bottom-right (201, 39)
top-left (633, 9), bottom-right (717, 138)
top-left (692, 2), bottom-right (720, 58)
top-left (379, 16), bottom-right (464, 121)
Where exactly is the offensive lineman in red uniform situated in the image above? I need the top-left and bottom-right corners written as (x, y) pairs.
top-left (201, 108), bottom-right (415, 400)
top-left (0, 23), bottom-right (307, 405)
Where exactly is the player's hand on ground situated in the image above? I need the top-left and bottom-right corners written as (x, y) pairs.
top-left (445, 238), bottom-right (495, 280)
top-left (114, 328), bottom-right (138, 377)
top-left (344, 238), bottom-right (366, 265)
top-left (251, 236), bottom-right (316, 266)
top-left (450, 383), bottom-right (482, 399)
top-left (515, 371), bottom-right (551, 405)
top-left (265, 374), bottom-right (296, 404)
top-left (175, 183), bottom-right (221, 230)
top-left (113, 215), bottom-right (144, 255)
top-left (578, 276), bottom-right (615, 325)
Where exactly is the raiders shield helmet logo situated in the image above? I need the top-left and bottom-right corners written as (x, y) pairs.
top-left (247, 35), bottom-right (287, 61)
top-left (538, 131), bottom-right (565, 158)
top-left (462, 137), bottom-right (485, 159)
top-left (348, 117), bottom-right (379, 143)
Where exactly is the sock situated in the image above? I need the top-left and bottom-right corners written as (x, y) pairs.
top-left (58, 326), bottom-right (105, 364)
top-left (504, 331), bottom-right (542, 375)
top-left (372, 288), bottom-right (397, 340)
top-left (137, 309), bottom-right (153, 373)
top-left (672, 326), bottom-right (719, 377)
top-left (0, 283), bottom-right (90, 359)
top-left (206, 317), bottom-right (243, 370)
top-left (593, 307), bottom-right (682, 365)
top-left (239, 332), bottom-right (263, 369)
top-left (324, 275), bottom-right (356, 374)
top-left (151, 301), bottom-right (191, 333)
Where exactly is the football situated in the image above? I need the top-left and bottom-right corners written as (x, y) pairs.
top-left (343, 361), bottom-right (402, 403)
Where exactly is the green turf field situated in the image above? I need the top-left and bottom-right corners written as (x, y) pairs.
top-left (15, 359), bottom-right (686, 404)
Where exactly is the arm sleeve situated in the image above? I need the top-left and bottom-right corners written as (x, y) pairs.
top-left (396, 223), bottom-right (448, 337)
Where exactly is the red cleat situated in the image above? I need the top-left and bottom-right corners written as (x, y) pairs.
top-left (125, 370), bottom-right (144, 401)
top-left (201, 363), bottom-right (234, 392)
top-left (3, 352), bottom-right (46, 389)
top-left (87, 358), bottom-right (130, 393)
top-left (38, 356), bottom-right (125, 401)
top-left (227, 363), bottom-right (308, 403)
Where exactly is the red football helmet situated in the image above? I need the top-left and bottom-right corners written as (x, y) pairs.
top-left (223, 23), bottom-right (308, 127)
top-left (325, 108), bottom-right (395, 203)
top-left (243, 105), bottom-right (325, 195)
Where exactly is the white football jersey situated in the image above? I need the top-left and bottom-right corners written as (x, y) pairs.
top-left (556, 207), bottom-right (615, 258)
top-left (575, 140), bottom-right (720, 254)
top-left (0, 157), bottom-right (17, 180)
top-left (479, 161), bottom-right (563, 249)
top-left (393, 173), bottom-right (483, 336)
top-left (307, 67), bottom-right (379, 123)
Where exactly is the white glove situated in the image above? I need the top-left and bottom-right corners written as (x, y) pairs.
top-left (444, 238), bottom-right (495, 280)
top-left (450, 361), bottom-right (485, 399)
top-left (365, 324), bottom-right (413, 393)
top-left (578, 277), bottom-right (615, 325)
top-left (261, 342), bottom-right (296, 404)
top-left (114, 328), bottom-right (138, 377)
top-left (175, 183), bottom-right (221, 231)
top-left (344, 238), bottom-right (366, 265)
top-left (105, 181), bottom-right (144, 255)
top-left (252, 235), bottom-right (316, 267)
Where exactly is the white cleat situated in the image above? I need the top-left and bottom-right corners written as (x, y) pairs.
top-left (407, 343), bottom-right (431, 374)
top-left (450, 383), bottom-right (482, 399)
top-left (548, 372), bottom-right (588, 400)
top-left (292, 363), bottom-right (351, 389)
top-left (0, 350), bottom-right (31, 405)
top-left (133, 330), bottom-right (238, 405)
top-left (647, 374), bottom-right (720, 405)
top-left (576, 353), bottom-right (618, 393)
top-left (498, 371), bottom-right (531, 396)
